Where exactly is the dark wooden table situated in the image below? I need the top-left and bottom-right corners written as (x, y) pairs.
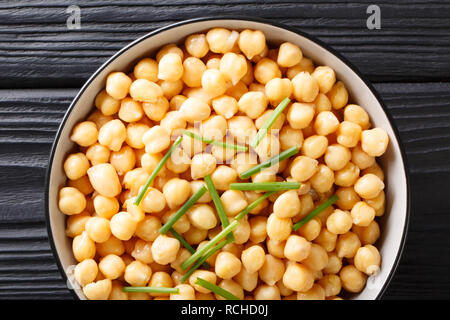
top-left (1, 0), bottom-right (449, 299)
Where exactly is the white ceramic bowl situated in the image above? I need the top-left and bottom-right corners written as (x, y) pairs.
top-left (45, 17), bottom-right (410, 300)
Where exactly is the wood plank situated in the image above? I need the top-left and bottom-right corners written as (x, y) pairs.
top-left (1, 1), bottom-right (450, 87)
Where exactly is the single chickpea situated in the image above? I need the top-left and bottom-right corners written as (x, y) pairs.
top-left (64, 153), bottom-right (90, 181)
top-left (182, 57), bottom-right (206, 87)
top-left (142, 125), bottom-right (170, 154)
top-left (354, 244), bottom-right (381, 275)
top-left (297, 283), bottom-right (326, 300)
top-left (235, 268), bottom-right (258, 292)
top-left (185, 33), bottom-right (209, 58)
top-left (220, 52), bottom-right (247, 85)
top-left (254, 285), bottom-right (281, 300)
top-left (363, 162), bottom-right (385, 181)
top-left (266, 213), bottom-right (292, 241)
top-left (335, 186), bottom-right (361, 210)
top-left (254, 58), bottom-right (281, 84)
top-left (201, 69), bottom-right (229, 97)
top-left (70, 121), bottom-right (98, 147)
top-left (58, 187), bottom-right (86, 215)
top-left (277, 42), bottom-right (302, 67)
top-left (66, 212), bottom-right (90, 238)
top-left (151, 234), bottom-right (180, 265)
top-left (249, 216), bottom-right (267, 243)
top-left (146, 272), bottom-right (174, 297)
top-left (259, 254), bottom-right (285, 286)
top-left (170, 284), bottom-right (195, 300)
top-left (283, 263), bottom-right (314, 292)
top-left (228, 116), bottom-right (257, 144)
top-left (211, 165), bottom-right (237, 191)
top-left (290, 156), bottom-right (319, 182)
top-left (170, 95), bottom-right (187, 110)
top-left (324, 144), bottom-right (351, 171)
top-left (314, 93), bottom-right (332, 113)
top-left (215, 251), bottom-right (242, 279)
top-left (287, 102), bottom-right (315, 129)
top-left (94, 90), bottom-right (120, 116)
top-left (166, 147), bottom-right (191, 174)
top-left (109, 281), bottom-right (128, 300)
top-left (314, 111), bottom-right (339, 136)
top-left (122, 168), bottom-right (150, 195)
top-left (324, 252), bottom-right (343, 274)
top-left (159, 79), bottom-right (184, 99)
top-left (337, 121), bottom-right (362, 148)
top-left (335, 162), bottom-right (360, 187)
top-left (366, 190), bottom-right (385, 216)
top-left (96, 236), bottom-right (124, 257)
top-left (206, 28), bottom-right (234, 54)
top-left (83, 279), bottom-right (112, 300)
top-left (142, 97), bottom-right (169, 122)
top-left (238, 91), bottom-right (268, 119)
top-left (297, 218), bottom-right (322, 241)
top-left (211, 95), bottom-right (238, 119)
top-left (311, 66), bottom-right (336, 93)
top-left (284, 235), bottom-right (311, 262)
top-left (279, 125), bottom-right (303, 150)
top-left (125, 123), bottom-right (150, 149)
top-left (220, 190), bottom-right (248, 216)
top-left (266, 239), bottom-right (285, 259)
top-left (326, 209), bottom-right (353, 235)
top-left (124, 260), bottom-right (152, 287)
top-left (231, 216), bottom-right (251, 244)
top-left (314, 228), bottom-right (338, 252)
top-left (134, 57), bottom-right (158, 82)
top-left (86, 143), bottom-right (110, 166)
top-left (354, 173), bottom-right (385, 200)
top-left (106, 72), bottom-right (132, 100)
top-left (118, 97), bottom-right (143, 123)
top-left (129, 79), bottom-right (163, 103)
top-left (110, 211), bottom-right (137, 241)
top-left (226, 80), bottom-right (249, 100)
top-left (73, 231), bottom-right (96, 262)
top-left (134, 216), bottom-right (160, 243)
top-left (286, 57), bottom-right (315, 79)
top-left (241, 245), bottom-right (265, 273)
top-left (302, 243), bottom-right (328, 272)
top-left (85, 217), bottom-right (111, 243)
top-left (318, 274), bottom-right (341, 297)
top-left (190, 153), bottom-right (217, 180)
top-left (265, 78), bottom-right (293, 106)
top-left (327, 81), bottom-right (348, 109)
top-left (162, 178), bottom-right (191, 209)
top-left (245, 191), bottom-right (269, 214)
top-left (201, 115), bottom-right (227, 140)
top-left (157, 53), bottom-right (183, 81)
top-left (160, 110), bottom-right (187, 134)
top-left (238, 29), bottom-right (266, 59)
top-left (340, 265), bottom-right (367, 293)
top-left (110, 146), bottom-right (136, 176)
top-left (98, 254), bottom-right (125, 280)
top-left (292, 72), bottom-right (319, 103)
top-left (179, 97), bottom-right (211, 123)
top-left (344, 104), bottom-right (370, 129)
top-left (216, 279), bottom-right (244, 300)
top-left (186, 204), bottom-right (217, 230)
top-left (298, 194), bottom-right (314, 216)
top-left (189, 270), bottom-right (217, 293)
top-left (255, 133), bottom-right (280, 162)
top-left (87, 163), bottom-right (121, 198)
top-left (352, 220), bottom-right (380, 245)
top-left (98, 119), bottom-right (127, 152)
top-left (231, 152), bottom-right (258, 176)
top-left (351, 201), bottom-right (375, 227)
top-left (361, 128), bottom-right (389, 157)
top-left (256, 110), bottom-right (286, 132)
top-left (273, 190), bottom-right (301, 218)
top-left (190, 180), bottom-right (212, 203)
top-left (302, 135), bottom-right (328, 159)
top-left (336, 232), bottom-right (361, 258)
top-left (74, 259), bottom-right (98, 287)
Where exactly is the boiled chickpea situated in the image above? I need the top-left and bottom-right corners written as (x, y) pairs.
top-left (254, 58), bottom-right (281, 84)
top-left (211, 95), bottom-right (238, 119)
top-left (279, 125), bottom-right (303, 150)
top-left (302, 135), bottom-right (328, 159)
top-left (64, 153), bottom-right (90, 181)
top-left (324, 144), bottom-right (351, 171)
top-left (166, 147), bottom-right (191, 174)
top-left (228, 116), bottom-right (257, 144)
top-left (186, 204), bottom-right (217, 230)
top-left (292, 72), bottom-right (319, 103)
top-left (157, 53), bottom-right (183, 81)
top-left (188, 270), bottom-right (217, 293)
top-left (201, 69), bottom-right (229, 97)
top-left (287, 102), bottom-right (315, 129)
top-left (86, 143), bottom-right (110, 166)
top-left (220, 52), bottom-right (247, 85)
top-left (106, 72), bottom-right (132, 100)
top-left (335, 187), bottom-right (361, 210)
top-left (314, 228), bottom-right (337, 252)
top-left (290, 156), bottom-right (319, 182)
top-left (215, 279), bottom-right (244, 300)
top-left (287, 57), bottom-right (315, 79)
top-left (134, 58), bottom-right (158, 82)
top-left (273, 190), bottom-right (301, 218)
top-left (326, 209), bottom-right (353, 235)
top-left (163, 178), bottom-right (191, 209)
top-left (159, 79), bottom-right (183, 99)
top-left (230, 216), bottom-right (250, 244)
top-left (130, 239), bottom-right (153, 264)
top-left (87, 163), bottom-right (121, 197)
top-left (66, 212), bottom-right (90, 238)
top-left (170, 284), bottom-right (195, 300)
top-left (363, 162), bottom-right (385, 181)
top-left (205, 28), bottom-right (234, 54)
top-left (259, 254), bottom-right (285, 286)
top-left (126, 124), bottom-right (149, 149)
top-left (354, 244), bottom-right (381, 275)
top-left (201, 115), bottom-right (227, 141)
top-left (351, 201), bottom-right (375, 227)
top-left (337, 121), bottom-right (362, 148)
top-left (110, 146), bottom-right (136, 176)
top-left (226, 80), bottom-right (248, 101)
top-left (73, 231), bottom-right (96, 262)
top-left (319, 274), bottom-right (341, 297)
top-left (238, 91), bottom-right (268, 119)
top-left (135, 216), bottom-right (161, 242)
top-left (129, 79), bottom-right (163, 103)
top-left (267, 213), bottom-right (292, 241)
top-left (122, 168), bottom-right (149, 195)
top-left (245, 191), bottom-right (269, 214)
top-left (70, 121), bottom-right (98, 147)
top-left (190, 153), bottom-right (216, 180)
top-left (95, 90), bottom-right (120, 116)
top-left (124, 260), bottom-right (152, 287)
top-left (110, 212), bottom-right (137, 241)
top-left (142, 97), bottom-right (169, 122)
top-left (335, 162), bottom-right (360, 187)
top-left (366, 190), bottom-right (385, 216)
top-left (59, 187), bottom-right (86, 215)
top-left (142, 125), bottom-right (170, 154)
top-left (249, 216), bottom-right (267, 243)
top-left (336, 232), bottom-right (361, 258)
top-left (283, 263), bottom-right (314, 292)
top-left (211, 165), bottom-right (237, 191)
top-left (74, 259), bottom-right (98, 287)
top-left (190, 180), bottom-right (212, 203)
top-left (182, 57), bottom-right (206, 87)
top-left (241, 245), bottom-right (265, 273)
top-left (284, 235), bottom-right (311, 262)
top-left (314, 93), bottom-right (332, 113)
top-left (340, 265), bottom-right (366, 293)
top-left (296, 283), bottom-right (325, 300)
top-left (98, 119), bottom-right (127, 152)
top-left (361, 128), bottom-right (389, 157)
top-left (302, 243), bottom-right (328, 271)
top-left (314, 111), bottom-right (339, 136)
top-left (266, 239), bottom-right (285, 259)
top-left (220, 190), bottom-right (248, 216)
top-left (254, 284), bottom-right (281, 300)
top-left (160, 110), bottom-right (187, 134)
top-left (344, 104), bottom-right (370, 129)
top-left (264, 78), bottom-right (293, 106)
top-left (324, 252), bottom-right (343, 275)
top-left (297, 218), bottom-right (322, 241)
top-left (352, 220), bottom-right (381, 245)
top-left (327, 81), bottom-right (348, 109)
top-left (214, 251), bottom-right (242, 279)
top-left (118, 98), bottom-right (143, 123)
top-left (255, 133), bottom-right (280, 162)
top-left (185, 33), bottom-right (209, 58)
top-left (146, 272), bottom-right (174, 297)
top-left (256, 110), bottom-right (285, 133)
top-left (233, 267), bottom-right (257, 292)
top-left (354, 173), bottom-right (385, 199)
top-left (179, 97), bottom-right (211, 123)
top-left (85, 217), bottom-right (111, 243)
top-left (83, 279), bottom-right (112, 300)
top-left (277, 42), bottom-right (302, 67)
top-left (151, 234), bottom-right (180, 265)
top-left (169, 95), bottom-right (187, 111)
top-left (238, 29), bottom-right (266, 59)
top-left (98, 254), bottom-right (125, 280)
top-left (109, 281), bottom-right (128, 300)
top-left (311, 66), bottom-right (336, 94)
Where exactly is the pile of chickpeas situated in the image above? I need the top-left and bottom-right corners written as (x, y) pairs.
top-left (58, 27), bottom-right (389, 300)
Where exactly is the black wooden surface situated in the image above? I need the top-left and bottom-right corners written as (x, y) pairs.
top-left (0, 0), bottom-right (450, 300)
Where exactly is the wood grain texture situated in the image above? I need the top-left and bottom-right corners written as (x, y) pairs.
top-left (1, 83), bottom-right (449, 299)
top-left (1, 1), bottom-right (450, 88)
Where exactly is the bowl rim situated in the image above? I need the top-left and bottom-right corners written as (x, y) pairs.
top-left (44, 15), bottom-right (410, 300)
